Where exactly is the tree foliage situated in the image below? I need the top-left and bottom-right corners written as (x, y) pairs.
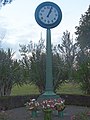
top-left (57, 31), bottom-right (77, 81)
top-left (75, 5), bottom-right (90, 49)
top-left (0, 0), bottom-right (13, 6)
top-left (75, 5), bottom-right (90, 94)
top-left (0, 48), bottom-right (23, 96)
top-left (19, 37), bottom-right (68, 93)
top-left (75, 60), bottom-right (90, 94)
top-left (52, 52), bottom-right (68, 91)
top-left (19, 39), bottom-right (46, 93)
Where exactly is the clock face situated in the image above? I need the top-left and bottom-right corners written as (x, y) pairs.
top-left (35, 2), bottom-right (62, 29)
top-left (39, 6), bottom-right (58, 25)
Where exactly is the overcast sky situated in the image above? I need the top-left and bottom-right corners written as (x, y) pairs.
top-left (0, 0), bottom-right (90, 58)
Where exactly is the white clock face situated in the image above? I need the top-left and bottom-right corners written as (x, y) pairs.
top-left (39, 6), bottom-right (58, 25)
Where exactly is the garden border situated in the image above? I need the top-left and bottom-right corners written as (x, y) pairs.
top-left (0, 94), bottom-right (90, 110)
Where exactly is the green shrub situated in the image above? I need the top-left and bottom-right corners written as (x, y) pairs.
top-left (0, 111), bottom-right (9, 120)
top-left (71, 112), bottom-right (89, 120)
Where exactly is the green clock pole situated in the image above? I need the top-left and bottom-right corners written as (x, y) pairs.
top-left (37, 29), bottom-right (60, 101)
top-left (45, 29), bottom-right (54, 92)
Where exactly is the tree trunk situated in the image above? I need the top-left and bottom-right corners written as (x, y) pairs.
top-left (86, 85), bottom-right (90, 95)
top-left (0, 83), bottom-right (12, 96)
top-left (4, 83), bottom-right (12, 96)
top-left (0, 85), bottom-right (4, 96)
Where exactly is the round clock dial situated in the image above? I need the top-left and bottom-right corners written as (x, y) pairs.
top-left (35, 2), bottom-right (62, 29)
top-left (39, 6), bottom-right (58, 24)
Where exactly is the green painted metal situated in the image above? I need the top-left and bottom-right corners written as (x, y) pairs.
top-left (43, 109), bottom-right (52, 120)
top-left (37, 29), bottom-right (60, 101)
top-left (45, 29), bottom-right (53, 91)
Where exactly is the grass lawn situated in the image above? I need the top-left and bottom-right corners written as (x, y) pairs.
top-left (11, 84), bottom-right (39, 95)
top-left (11, 83), bottom-right (83, 96)
top-left (56, 83), bottom-right (83, 95)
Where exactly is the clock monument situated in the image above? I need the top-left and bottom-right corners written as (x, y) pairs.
top-left (35, 1), bottom-right (62, 100)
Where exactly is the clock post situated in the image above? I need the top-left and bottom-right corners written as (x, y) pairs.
top-left (41, 28), bottom-right (60, 98)
top-left (35, 2), bottom-right (62, 101)
top-left (46, 29), bottom-right (53, 92)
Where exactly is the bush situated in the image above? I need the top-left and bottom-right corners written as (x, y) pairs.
top-left (71, 112), bottom-right (89, 120)
top-left (0, 111), bottom-right (9, 120)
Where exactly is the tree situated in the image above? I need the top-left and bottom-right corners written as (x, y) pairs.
top-left (19, 39), bottom-right (46, 93)
top-left (57, 31), bottom-right (77, 81)
top-left (19, 37), bottom-right (68, 93)
top-left (75, 39), bottom-right (90, 95)
top-left (75, 5), bottom-right (90, 49)
top-left (0, 0), bottom-right (13, 7)
top-left (75, 59), bottom-right (90, 94)
top-left (52, 51), bottom-right (68, 91)
top-left (75, 5), bottom-right (90, 94)
top-left (0, 48), bottom-right (23, 96)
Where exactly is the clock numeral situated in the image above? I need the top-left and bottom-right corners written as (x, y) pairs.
top-left (47, 6), bottom-right (50, 9)
top-left (47, 20), bottom-right (50, 23)
top-left (51, 20), bottom-right (54, 23)
top-left (54, 18), bottom-right (56, 20)
top-left (41, 10), bottom-right (44, 12)
top-left (44, 19), bottom-right (46, 22)
top-left (40, 13), bottom-right (42, 16)
top-left (41, 17), bottom-right (43, 19)
top-left (55, 14), bottom-right (58, 16)
top-left (44, 7), bottom-right (46, 9)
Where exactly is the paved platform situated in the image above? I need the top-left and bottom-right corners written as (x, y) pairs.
top-left (6, 105), bottom-right (90, 120)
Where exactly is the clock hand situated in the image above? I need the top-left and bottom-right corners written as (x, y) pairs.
top-left (47, 7), bottom-right (53, 17)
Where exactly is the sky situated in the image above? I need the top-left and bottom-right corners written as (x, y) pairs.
top-left (0, 0), bottom-right (90, 58)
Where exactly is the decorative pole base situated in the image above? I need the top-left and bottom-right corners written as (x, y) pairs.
top-left (37, 91), bottom-right (60, 101)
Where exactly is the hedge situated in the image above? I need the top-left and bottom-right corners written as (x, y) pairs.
top-left (60, 94), bottom-right (90, 107)
top-left (0, 95), bottom-right (39, 110)
top-left (0, 94), bottom-right (90, 110)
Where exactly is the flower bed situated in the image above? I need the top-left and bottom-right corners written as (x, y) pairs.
top-left (25, 99), bottom-right (39, 111)
top-left (25, 98), bottom-right (65, 119)
top-left (25, 98), bottom-right (65, 111)
top-left (25, 99), bottom-right (39, 118)
top-left (40, 98), bottom-right (65, 111)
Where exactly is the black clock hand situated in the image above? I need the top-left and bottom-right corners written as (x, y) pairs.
top-left (47, 7), bottom-right (53, 17)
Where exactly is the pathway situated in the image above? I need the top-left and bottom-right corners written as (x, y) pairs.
top-left (6, 105), bottom-right (90, 120)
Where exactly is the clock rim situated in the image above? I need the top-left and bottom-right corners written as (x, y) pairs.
top-left (35, 2), bottom-right (62, 29)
